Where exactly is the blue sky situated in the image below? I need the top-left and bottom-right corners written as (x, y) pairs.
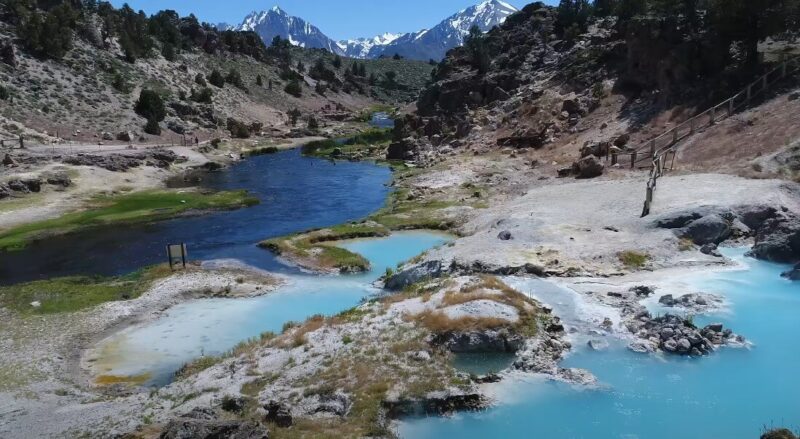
top-left (109, 0), bottom-right (542, 41)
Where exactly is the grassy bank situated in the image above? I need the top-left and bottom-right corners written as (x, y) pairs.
top-left (0, 189), bottom-right (259, 251)
top-left (259, 222), bottom-right (390, 273)
top-left (0, 264), bottom-right (173, 314)
top-left (301, 128), bottom-right (392, 160)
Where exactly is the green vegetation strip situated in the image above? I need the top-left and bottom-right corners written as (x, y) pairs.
top-left (0, 264), bottom-right (173, 314)
top-left (301, 128), bottom-right (392, 159)
top-left (259, 223), bottom-right (389, 273)
top-left (0, 189), bottom-right (259, 251)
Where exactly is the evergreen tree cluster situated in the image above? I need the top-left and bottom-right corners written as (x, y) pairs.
top-left (2, 0), bottom-right (271, 62)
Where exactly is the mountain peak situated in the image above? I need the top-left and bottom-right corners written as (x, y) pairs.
top-left (269, 5), bottom-right (285, 14)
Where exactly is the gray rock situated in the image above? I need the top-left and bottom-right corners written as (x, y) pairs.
top-left (45, 172), bottom-right (72, 187)
top-left (662, 339), bottom-right (678, 352)
top-left (2, 154), bottom-right (14, 166)
top-left (116, 131), bottom-right (133, 142)
top-left (574, 155), bottom-right (604, 179)
top-left (734, 205), bottom-right (778, 230)
top-left (587, 339), bottom-right (609, 351)
top-left (385, 260), bottom-right (442, 290)
top-left (681, 214), bottom-right (732, 245)
top-left (263, 401), bottom-right (292, 427)
top-left (700, 243), bottom-right (721, 257)
top-left (676, 338), bottom-right (692, 352)
top-left (7, 178), bottom-right (41, 193)
top-left (749, 215), bottom-right (800, 263)
top-left (658, 294), bottom-right (675, 306)
top-left (628, 340), bottom-right (655, 353)
top-left (433, 330), bottom-right (524, 353)
top-left (159, 417), bottom-right (267, 439)
top-left (781, 263), bottom-right (800, 281)
top-left (497, 230), bottom-right (513, 240)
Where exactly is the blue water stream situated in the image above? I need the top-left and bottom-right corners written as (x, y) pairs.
top-left (399, 248), bottom-right (799, 439)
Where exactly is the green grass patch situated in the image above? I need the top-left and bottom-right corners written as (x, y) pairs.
top-left (368, 188), bottom-right (456, 230)
top-left (259, 222), bottom-right (389, 273)
top-left (301, 129), bottom-right (392, 160)
top-left (0, 264), bottom-right (173, 315)
top-left (0, 189), bottom-right (259, 251)
top-left (618, 250), bottom-right (650, 269)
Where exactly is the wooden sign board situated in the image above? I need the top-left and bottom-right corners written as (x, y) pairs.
top-left (167, 243), bottom-right (187, 269)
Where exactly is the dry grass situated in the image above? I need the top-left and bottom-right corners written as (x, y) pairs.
top-left (405, 275), bottom-right (542, 337)
top-left (94, 373), bottom-right (152, 386)
top-left (412, 311), bottom-right (512, 332)
top-left (618, 250), bottom-right (650, 268)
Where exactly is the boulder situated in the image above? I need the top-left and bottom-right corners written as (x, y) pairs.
top-left (7, 178), bottom-right (41, 193)
top-left (587, 339), bottom-right (609, 351)
top-left (734, 205), bottom-right (778, 230)
top-left (159, 414), bottom-right (267, 439)
top-left (2, 154), bottom-right (15, 166)
top-left (433, 330), bottom-right (524, 353)
top-left (700, 243), bottom-right (722, 257)
top-left (749, 216), bottom-right (800, 263)
top-left (781, 263), bottom-right (800, 281)
top-left (385, 260), bottom-right (442, 290)
top-left (613, 133), bottom-right (630, 148)
top-left (573, 155), bottom-right (604, 179)
top-left (263, 401), bottom-right (293, 427)
top-left (0, 42), bottom-right (17, 68)
top-left (45, 172), bottom-right (72, 188)
top-left (116, 131), bottom-right (133, 142)
top-left (497, 230), bottom-right (513, 241)
top-left (658, 294), bottom-right (675, 306)
top-left (0, 184), bottom-right (10, 199)
top-left (680, 214), bottom-right (731, 245)
top-left (101, 132), bottom-right (114, 141)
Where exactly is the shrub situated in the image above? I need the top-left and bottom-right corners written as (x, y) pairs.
top-left (307, 116), bottom-right (319, 130)
top-left (332, 55), bottom-right (342, 69)
top-left (111, 74), bottom-right (130, 93)
top-left (134, 89), bottom-right (165, 121)
top-left (144, 118), bottom-right (161, 135)
top-left (190, 87), bottom-right (213, 104)
top-left (618, 251), bottom-right (649, 268)
top-left (255, 74), bottom-right (263, 86)
top-left (195, 73), bottom-right (206, 86)
top-left (226, 68), bottom-right (244, 88)
top-left (0, 85), bottom-right (9, 101)
top-left (227, 118), bottom-right (251, 138)
top-left (161, 43), bottom-right (176, 61)
top-left (210, 138), bottom-right (221, 148)
top-left (288, 108), bottom-right (301, 126)
top-left (284, 79), bottom-right (302, 97)
top-left (208, 69), bottom-right (225, 88)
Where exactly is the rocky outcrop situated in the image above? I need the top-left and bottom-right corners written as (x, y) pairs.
top-left (655, 205), bottom-right (800, 265)
top-left (625, 313), bottom-right (745, 356)
top-left (573, 155), bottom-right (604, 179)
top-left (385, 260), bottom-right (443, 290)
top-left (63, 149), bottom-right (178, 172)
top-left (263, 401), bottom-right (293, 427)
top-left (782, 263), bottom-right (800, 281)
top-left (45, 172), bottom-right (72, 188)
top-left (749, 216), bottom-right (800, 263)
top-left (431, 329), bottom-right (524, 353)
top-left (382, 391), bottom-right (485, 418)
top-left (6, 178), bottom-right (41, 193)
top-left (0, 41), bottom-right (17, 68)
top-left (681, 213), bottom-right (732, 245)
top-left (658, 293), bottom-right (723, 312)
top-left (159, 408), bottom-right (268, 439)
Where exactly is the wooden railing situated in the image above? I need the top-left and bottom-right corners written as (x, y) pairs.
top-left (624, 56), bottom-right (800, 217)
top-left (0, 135), bottom-right (24, 149)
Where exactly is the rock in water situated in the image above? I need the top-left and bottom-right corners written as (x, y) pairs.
top-left (587, 339), bottom-right (609, 351)
top-left (749, 216), bottom-right (800, 263)
top-left (782, 263), bottom-right (800, 281)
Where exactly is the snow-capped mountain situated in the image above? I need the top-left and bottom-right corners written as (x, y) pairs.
top-left (230, 1), bottom-right (517, 61)
top-left (372, 0), bottom-right (518, 61)
top-left (337, 33), bottom-right (403, 59)
top-left (232, 6), bottom-right (345, 55)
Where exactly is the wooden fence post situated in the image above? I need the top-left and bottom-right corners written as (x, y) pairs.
top-left (611, 153), bottom-right (618, 166)
top-left (728, 98), bottom-right (734, 116)
top-left (782, 61), bottom-right (788, 78)
top-left (710, 107), bottom-right (716, 125)
top-left (650, 139), bottom-right (656, 157)
top-left (747, 84), bottom-right (752, 102)
top-left (19, 135), bottom-right (24, 149)
top-left (672, 129), bottom-right (678, 144)
top-left (762, 75), bottom-right (768, 90)
top-left (690, 117), bottom-right (695, 134)
top-left (631, 152), bottom-right (636, 169)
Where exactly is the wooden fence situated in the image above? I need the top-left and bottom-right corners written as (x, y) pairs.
top-left (610, 56), bottom-right (800, 217)
top-left (0, 135), bottom-right (24, 149)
